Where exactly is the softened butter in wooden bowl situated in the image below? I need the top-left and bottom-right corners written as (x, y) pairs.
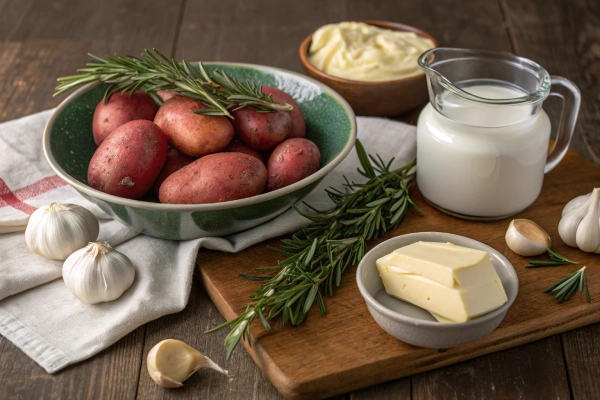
top-left (299, 20), bottom-right (438, 116)
top-left (356, 232), bottom-right (518, 348)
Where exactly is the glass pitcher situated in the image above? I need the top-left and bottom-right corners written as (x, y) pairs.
top-left (416, 48), bottom-right (580, 220)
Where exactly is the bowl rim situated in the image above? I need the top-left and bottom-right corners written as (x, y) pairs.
top-left (43, 61), bottom-right (357, 212)
top-left (356, 232), bottom-right (519, 329)
top-left (299, 20), bottom-right (439, 86)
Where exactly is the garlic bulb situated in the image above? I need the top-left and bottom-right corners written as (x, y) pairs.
top-left (63, 242), bottom-right (135, 304)
top-left (505, 219), bottom-right (551, 256)
top-left (147, 339), bottom-right (228, 388)
top-left (558, 188), bottom-right (600, 253)
top-left (25, 203), bottom-right (99, 260)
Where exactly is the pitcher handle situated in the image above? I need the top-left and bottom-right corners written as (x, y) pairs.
top-left (544, 76), bottom-right (581, 173)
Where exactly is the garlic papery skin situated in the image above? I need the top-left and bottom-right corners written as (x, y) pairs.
top-left (559, 188), bottom-right (600, 253)
top-left (25, 203), bottom-right (99, 260)
top-left (505, 219), bottom-right (551, 256)
top-left (62, 242), bottom-right (135, 304)
top-left (147, 339), bottom-right (228, 388)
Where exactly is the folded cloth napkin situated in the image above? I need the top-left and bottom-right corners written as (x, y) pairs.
top-left (0, 110), bottom-right (416, 373)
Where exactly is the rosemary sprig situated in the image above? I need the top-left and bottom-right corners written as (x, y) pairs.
top-left (545, 266), bottom-right (591, 303)
top-left (525, 247), bottom-right (578, 268)
top-left (54, 49), bottom-right (292, 118)
top-left (206, 140), bottom-right (420, 358)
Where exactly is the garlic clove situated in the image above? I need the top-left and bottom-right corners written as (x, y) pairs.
top-left (575, 189), bottom-right (600, 252)
top-left (147, 339), bottom-right (228, 388)
top-left (505, 219), bottom-right (551, 256)
top-left (63, 242), bottom-right (135, 304)
top-left (559, 202), bottom-right (591, 248)
top-left (25, 203), bottom-right (99, 260)
top-left (562, 194), bottom-right (590, 217)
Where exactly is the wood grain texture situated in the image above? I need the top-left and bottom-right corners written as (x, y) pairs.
top-left (0, 0), bottom-right (182, 399)
top-left (501, 0), bottom-right (600, 165)
top-left (0, 0), bottom-right (599, 399)
top-left (0, 0), bottom-right (184, 122)
top-left (199, 150), bottom-right (600, 399)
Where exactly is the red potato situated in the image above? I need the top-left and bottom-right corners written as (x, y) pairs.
top-left (92, 91), bottom-right (159, 146)
top-left (159, 153), bottom-right (267, 204)
top-left (154, 96), bottom-right (235, 157)
top-left (88, 120), bottom-right (168, 199)
top-left (261, 86), bottom-right (306, 138)
top-left (232, 107), bottom-right (292, 150)
top-left (223, 139), bottom-right (265, 164)
top-left (151, 148), bottom-right (196, 195)
top-left (266, 138), bottom-right (321, 192)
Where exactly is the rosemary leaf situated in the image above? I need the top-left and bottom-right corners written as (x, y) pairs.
top-left (545, 266), bottom-right (591, 304)
top-left (206, 141), bottom-right (418, 358)
top-left (525, 247), bottom-right (578, 268)
top-left (54, 49), bottom-right (292, 117)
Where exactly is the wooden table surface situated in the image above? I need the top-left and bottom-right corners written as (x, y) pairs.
top-left (1, 0), bottom-right (599, 399)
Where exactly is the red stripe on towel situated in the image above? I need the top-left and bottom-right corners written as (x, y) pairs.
top-left (0, 176), bottom-right (67, 215)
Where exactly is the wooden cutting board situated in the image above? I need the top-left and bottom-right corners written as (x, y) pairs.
top-left (198, 150), bottom-right (600, 400)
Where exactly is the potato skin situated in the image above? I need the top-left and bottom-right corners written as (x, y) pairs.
top-left (266, 138), bottom-right (321, 192)
top-left (154, 96), bottom-right (235, 157)
top-left (88, 120), bottom-right (168, 199)
top-left (151, 148), bottom-right (196, 195)
top-left (261, 86), bottom-right (306, 138)
top-left (159, 153), bottom-right (267, 204)
top-left (223, 139), bottom-right (265, 164)
top-left (232, 107), bottom-right (292, 150)
top-left (92, 91), bottom-right (159, 146)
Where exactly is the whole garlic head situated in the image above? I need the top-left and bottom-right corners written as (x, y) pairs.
top-left (558, 188), bottom-right (600, 253)
top-left (25, 203), bottom-right (99, 260)
top-left (63, 242), bottom-right (135, 304)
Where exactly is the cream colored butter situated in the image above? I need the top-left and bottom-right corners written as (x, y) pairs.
top-left (377, 265), bottom-right (508, 323)
top-left (307, 21), bottom-right (435, 82)
top-left (376, 241), bottom-right (508, 323)
top-left (377, 241), bottom-right (498, 288)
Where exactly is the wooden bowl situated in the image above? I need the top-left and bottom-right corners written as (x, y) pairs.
top-left (299, 20), bottom-right (438, 116)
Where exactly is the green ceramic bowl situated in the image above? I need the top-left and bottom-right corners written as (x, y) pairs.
top-left (43, 63), bottom-right (356, 240)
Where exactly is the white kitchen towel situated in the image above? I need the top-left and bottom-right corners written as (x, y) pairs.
top-left (0, 110), bottom-right (416, 373)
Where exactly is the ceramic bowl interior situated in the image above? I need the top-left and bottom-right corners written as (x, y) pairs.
top-left (299, 20), bottom-right (438, 116)
top-left (356, 232), bottom-right (518, 348)
top-left (44, 63), bottom-right (356, 240)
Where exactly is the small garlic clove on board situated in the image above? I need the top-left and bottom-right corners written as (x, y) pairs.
top-left (62, 242), bottom-right (135, 304)
top-left (575, 189), bottom-right (600, 252)
top-left (147, 339), bottom-right (228, 388)
top-left (505, 219), bottom-right (551, 256)
top-left (25, 203), bottom-right (99, 260)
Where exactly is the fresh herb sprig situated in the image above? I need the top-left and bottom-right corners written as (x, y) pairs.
top-left (545, 266), bottom-right (591, 303)
top-left (54, 49), bottom-right (292, 118)
top-left (525, 247), bottom-right (578, 268)
top-left (206, 140), bottom-right (420, 358)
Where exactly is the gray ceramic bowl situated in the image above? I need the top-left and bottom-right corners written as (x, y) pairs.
top-left (356, 232), bottom-right (518, 348)
top-left (44, 63), bottom-right (356, 240)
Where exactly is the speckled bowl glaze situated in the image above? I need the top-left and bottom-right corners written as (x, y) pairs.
top-left (44, 63), bottom-right (356, 240)
top-left (356, 232), bottom-right (519, 348)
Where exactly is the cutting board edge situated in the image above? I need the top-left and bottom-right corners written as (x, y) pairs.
top-left (199, 264), bottom-right (600, 400)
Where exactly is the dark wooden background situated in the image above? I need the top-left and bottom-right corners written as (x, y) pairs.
top-left (1, 0), bottom-right (599, 399)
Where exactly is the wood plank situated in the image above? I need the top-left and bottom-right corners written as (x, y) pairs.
top-left (0, 1), bottom-right (183, 399)
top-left (0, 327), bottom-right (145, 400)
top-left (0, 0), bottom-right (184, 122)
top-left (501, 0), bottom-right (600, 165)
top-left (561, 325), bottom-right (600, 399)
top-left (199, 149), bottom-right (600, 400)
top-left (175, 0), bottom-right (347, 72)
top-left (412, 337), bottom-right (570, 399)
